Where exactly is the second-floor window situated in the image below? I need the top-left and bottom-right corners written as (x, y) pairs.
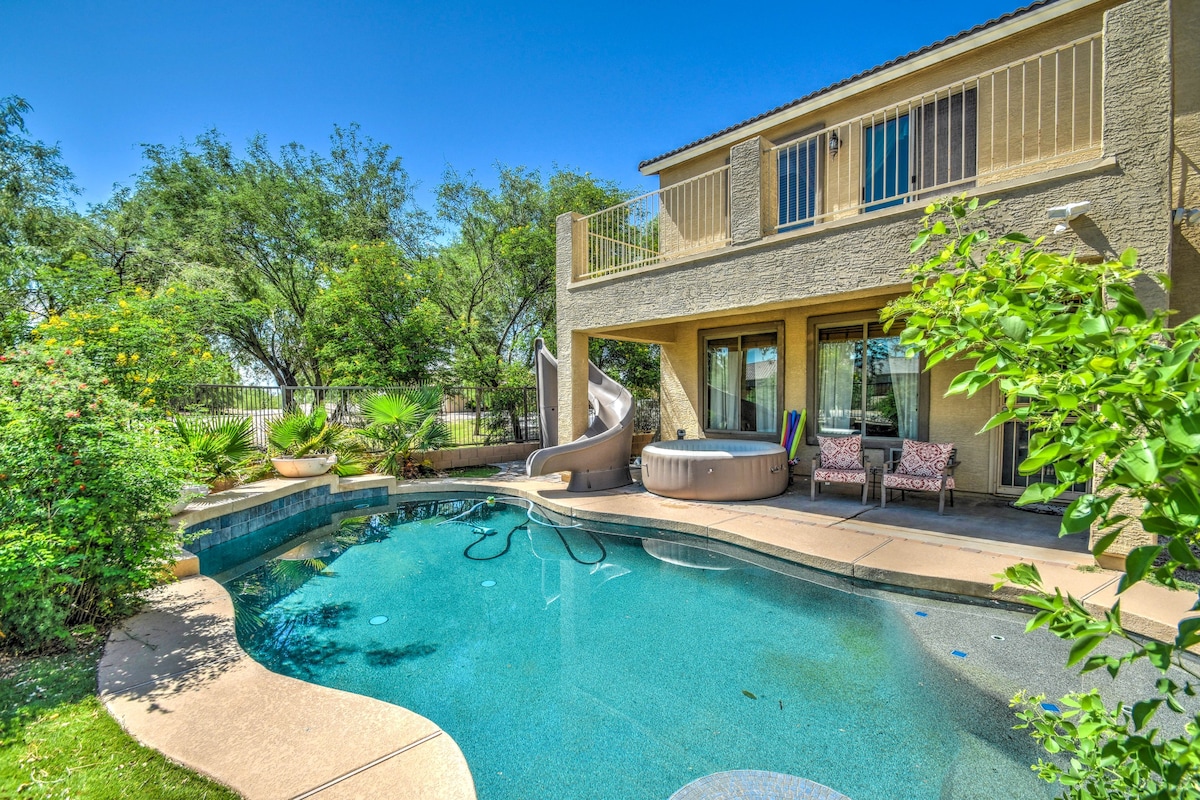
top-left (778, 137), bottom-right (820, 231)
top-left (862, 87), bottom-right (978, 210)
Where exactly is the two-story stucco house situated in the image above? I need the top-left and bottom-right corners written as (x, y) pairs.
top-left (552, 0), bottom-right (1198, 558)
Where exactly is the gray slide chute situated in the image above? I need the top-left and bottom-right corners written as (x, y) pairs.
top-left (526, 338), bottom-right (633, 491)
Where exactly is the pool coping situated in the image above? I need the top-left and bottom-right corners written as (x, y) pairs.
top-left (101, 472), bottom-right (1198, 800)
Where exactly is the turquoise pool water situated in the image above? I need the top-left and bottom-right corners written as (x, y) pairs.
top-left (208, 495), bottom-right (1058, 800)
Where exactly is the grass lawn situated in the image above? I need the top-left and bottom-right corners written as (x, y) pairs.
top-left (445, 465), bottom-right (501, 478)
top-left (0, 639), bottom-right (240, 799)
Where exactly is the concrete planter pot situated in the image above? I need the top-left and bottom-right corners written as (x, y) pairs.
top-left (271, 455), bottom-right (336, 478)
top-left (169, 482), bottom-right (210, 515)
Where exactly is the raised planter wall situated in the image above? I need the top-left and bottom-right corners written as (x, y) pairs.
top-left (416, 442), bottom-right (540, 471)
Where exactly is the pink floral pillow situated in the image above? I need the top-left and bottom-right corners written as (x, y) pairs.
top-left (898, 439), bottom-right (954, 478)
top-left (818, 435), bottom-right (863, 470)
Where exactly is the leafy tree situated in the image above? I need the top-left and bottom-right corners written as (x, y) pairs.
top-left (588, 339), bottom-right (660, 393)
top-left (882, 197), bottom-right (1200, 799)
top-left (132, 126), bottom-right (431, 387)
top-left (309, 242), bottom-right (449, 385)
top-left (0, 96), bottom-right (93, 345)
top-left (31, 284), bottom-right (235, 406)
top-left (434, 166), bottom-right (628, 386)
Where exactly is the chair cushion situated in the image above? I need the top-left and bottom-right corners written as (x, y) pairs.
top-left (814, 467), bottom-right (867, 485)
top-left (884, 473), bottom-right (955, 493)
top-left (898, 439), bottom-right (953, 478)
top-left (818, 435), bottom-right (862, 470)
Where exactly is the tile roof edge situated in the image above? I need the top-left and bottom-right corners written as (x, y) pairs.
top-left (637, 0), bottom-right (1064, 173)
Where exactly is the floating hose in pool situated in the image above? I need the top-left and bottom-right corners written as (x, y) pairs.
top-left (439, 498), bottom-right (607, 565)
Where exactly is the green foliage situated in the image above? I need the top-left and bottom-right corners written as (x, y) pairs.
top-left (886, 196), bottom-right (1200, 798)
top-left (588, 338), bottom-right (661, 391)
top-left (434, 166), bottom-right (628, 385)
top-left (358, 388), bottom-right (450, 478)
top-left (32, 284), bottom-right (234, 405)
top-left (0, 640), bottom-right (240, 797)
top-left (0, 96), bottom-right (91, 347)
top-left (0, 345), bottom-right (190, 650)
top-left (173, 415), bottom-right (255, 486)
top-left (133, 126), bottom-right (430, 388)
top-left (1013, 689), bottom-right (1200, 799)
top-left (266, 404), bottom-right (366, 476)
top-left (309, 241), bottom-right (449, 385)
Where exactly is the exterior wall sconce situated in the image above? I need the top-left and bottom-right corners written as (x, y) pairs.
top-left (1047, 201), bottom-right (1091, 234)
top-left (828, 131), bottom-right (840, 156)
top-left (1174, 208), bottom-right (1200, 225)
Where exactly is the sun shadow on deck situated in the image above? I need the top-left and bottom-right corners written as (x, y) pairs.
top-left (737, 479), bottom-right (1086, 554)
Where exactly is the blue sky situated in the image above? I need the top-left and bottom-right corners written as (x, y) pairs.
top-left (3, 0), bottom-right (1023, 209)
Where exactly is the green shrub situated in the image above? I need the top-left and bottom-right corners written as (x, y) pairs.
top-left (358, 388), bottom-right (450, 478)
top-left (266, 405), bottom-right (367, 476)
top-left (0, 344), bottom-right (190, 650)
top-left (173, 415), bottom-right (255, 487)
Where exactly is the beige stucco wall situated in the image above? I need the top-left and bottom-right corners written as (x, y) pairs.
top-left (1171, 0), bottom-right (1200, 320)
top-left (651, 296), bottom-right (998, 493)
top-left (658, 4), bottom-right (1114, 207)
top-left (554, 0), bottom-right (1178, 560)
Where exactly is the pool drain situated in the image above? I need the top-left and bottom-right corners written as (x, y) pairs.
top-left (481, 580), bottom-right (496, 587)
top-left (369, 615), bottom-right (388, 625)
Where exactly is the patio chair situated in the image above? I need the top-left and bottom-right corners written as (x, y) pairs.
top-left (810, 434), bottom-right (868, 505)
top-left (881, 440), bottom-right (956, 515)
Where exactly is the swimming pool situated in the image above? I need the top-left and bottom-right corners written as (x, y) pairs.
top-left (204, 494), bottom-right (1068, 800)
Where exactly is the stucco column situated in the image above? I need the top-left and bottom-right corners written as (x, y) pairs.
top-left (730, 137), bottom-right (768, 244)
top-left (558, 330), bottom-right (590, 442)
top-left (1101, 0), bottom-right (1174, 291)
top-left (1088, 0), bottom-right (1174, 565)
top-left (555, 212), bottom-right (590, 441)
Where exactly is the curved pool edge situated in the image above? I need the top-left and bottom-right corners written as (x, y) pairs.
top-left (113, 472), bottom-right (1193, 799)
top-left (385, 479), bottom-right (1193, 648)
top-left (99, 574), bottom-right (477, 800)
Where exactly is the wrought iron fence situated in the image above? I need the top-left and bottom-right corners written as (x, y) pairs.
top-left (179, 384), bottom-right (661, 450)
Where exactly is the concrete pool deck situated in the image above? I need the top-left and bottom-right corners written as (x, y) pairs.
top-left (100, 470), bottom-right (1199, 799)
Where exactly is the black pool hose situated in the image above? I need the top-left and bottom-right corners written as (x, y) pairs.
top-left (462, 522), bottom-right (607, 566)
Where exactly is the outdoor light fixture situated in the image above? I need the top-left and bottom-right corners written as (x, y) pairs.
top-left (1174, 208), bottom-right (1200, 226)
top-left (1046, 201), bottom-right (1092, 221)
top-left (1047, 201), bottom-right (1091, 234)
top-left (828, 131), bottom-right (841, 156)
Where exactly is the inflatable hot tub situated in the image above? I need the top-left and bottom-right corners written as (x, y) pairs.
top-left (640, 439), bottom-right (789, 501)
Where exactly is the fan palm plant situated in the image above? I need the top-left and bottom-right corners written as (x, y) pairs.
top-left (173, 415), bottom-right (256, 489)
top-left (267, 406), bottom-right (366, 476)
top-left (358, 388), bottom-right (450, 478)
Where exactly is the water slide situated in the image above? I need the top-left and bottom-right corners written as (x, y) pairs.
top-left (525, 338), bottom-right (634, 491)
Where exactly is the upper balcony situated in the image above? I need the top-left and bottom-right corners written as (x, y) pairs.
top-left (572, 33), bottom-right (1104, 283)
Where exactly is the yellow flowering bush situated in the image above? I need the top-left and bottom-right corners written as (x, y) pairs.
top-left (33, 285), bottom-right (233, 405)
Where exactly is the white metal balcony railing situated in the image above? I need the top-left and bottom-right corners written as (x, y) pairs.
top-left (774, 34), bottom-right (1103, 231)
top-left (573, 33), bottom-right (1103, 281)
top-left (579, 164), bottom-right (730, 280)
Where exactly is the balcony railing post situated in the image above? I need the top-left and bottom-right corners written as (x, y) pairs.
top-left (730, 136), bottom-right (766, 245)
